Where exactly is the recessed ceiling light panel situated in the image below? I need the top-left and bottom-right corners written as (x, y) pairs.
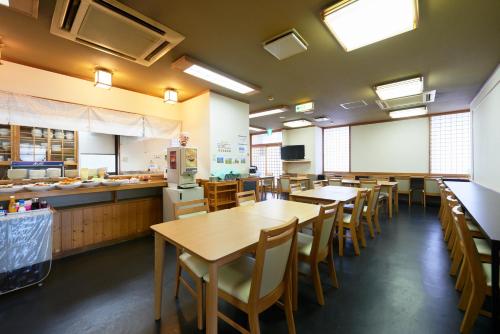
top-left (249, 126), bottom-right (266, 132)
top-left (314, 116), bottom-right (330, 122)
top-left (249, 106), bottom-right (288, 119)
top-left (172, 56), bottom-right (260, 95)
top-left (263, 29), bottom-right (308, 60)
top-left (389, 106), bottom-right (427, 119)
top-left (322, 0), bottom-right (419, 52)
top-left (375, 77), bottom-right (424, 100)
top-left (283, 119), bottom-right (313, 128)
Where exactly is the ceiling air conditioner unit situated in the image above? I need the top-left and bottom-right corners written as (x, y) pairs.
top-left (50, 0), bottom-right (185, 66)
top-left (263, 29), bottom-right (308, 60)
top-left (375, 90), bottom-right (436, 110)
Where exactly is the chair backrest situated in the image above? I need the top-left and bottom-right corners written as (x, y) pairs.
top-left (424, 177), bottom-right (440, 195)
top-left (349, 189), bottom-right (368, 226)
top-left (395, 176), bottom-right (411, 192)
top-left (451, 205), bottom-right (487, 294)
top-left (290, 183), bottom-right (302, 193)
top-left (311, 202), bottom-right (339, 260)
top-left (367, 185), bottom-right (381, 215)
top-left (313, 180), bottom-right (323, 189)
top-left (236, 190), bottom-right (256, 206)
top-left (279, 177), bottom-right (290, 193)
top-left (174, 198), bottom-right (209, 219)
top-left (250, 217), bottom-right (298, 302)
top-left (360, 179), bottom-right (376, 189)
top-left (373, 175), bottom-right (390, 181)
top-left (328, 178), bottom-right (342, 186)
top-left (262, 177), bottom-right (274, 187)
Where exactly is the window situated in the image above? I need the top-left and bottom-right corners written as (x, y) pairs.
top-left (251, 132), bottom-right (283, 177)
top-left (323, 126), bottom-right (350, 172)
top-left (78, 132), bottom-right (117, 174)
top-left (430, 112), bottom-right (471, 174)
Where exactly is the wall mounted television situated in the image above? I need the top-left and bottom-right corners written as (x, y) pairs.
top-left (281, 145), bottom-right (305, 160)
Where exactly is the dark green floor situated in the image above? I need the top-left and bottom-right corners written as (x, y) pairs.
top-left (0, 203), bottom-right (492, 333)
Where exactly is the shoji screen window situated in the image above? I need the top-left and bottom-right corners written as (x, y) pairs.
top-left (323, 126), bottom-right (350, 172)
top-left (430, 112), bottom-right (471, 174)
top-left (251, 132), bottom-right (283, 177)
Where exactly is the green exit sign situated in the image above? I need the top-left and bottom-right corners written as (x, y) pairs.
top-left (295, 102), bottom-right (314, 113)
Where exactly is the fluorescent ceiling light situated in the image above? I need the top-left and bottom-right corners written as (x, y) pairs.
top-left (249, 106), bottom-right (287, 119)
top-left (295, 101), bottom-right (314, 113)
top-left (314, 116), bottom-right (330, 122)
top-left (322, 0), bottom-right (419, 52)
top-left (249, 126), bottom-right (265, 132)
top-left (389, 106), bottom-right (427, 119)
top-left (375, 77), bottom-right (424, 100)
top-left (172, 56), bottom-right (259, 95)
top-left (94, 69), bottom-right (112, 89)
top-left (164, 89), bottom-right (178, 104)
top-left (0, 0), bottom-right (9, 7)
top-left (283, 119), bottom-right (312, 128)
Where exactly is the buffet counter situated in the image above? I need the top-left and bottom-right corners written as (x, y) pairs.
top-left (1, 180), bottom-right (167, 259)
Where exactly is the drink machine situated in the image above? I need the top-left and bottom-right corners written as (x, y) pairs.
top-left (163, 147), bottom-right (204, 221)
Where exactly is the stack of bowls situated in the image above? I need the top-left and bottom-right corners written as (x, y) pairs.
top-left (31, 128), bottom-right (43, 138)
top-left (54, 130), bottom-right (65, 139)
top-left (29, 169), bottom-right (46, 179)
top-left (0, 128), bottom-right (10, 137)
top-left (47, 168), bottom-right (61, 178)
top-left (7, 169), bottom-right (28, 180)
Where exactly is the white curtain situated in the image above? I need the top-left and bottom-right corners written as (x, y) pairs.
top-left (0, 91), bottom-right (12, 125)
top-left (7, 92), bottom-right (90, 131)
top-left (143, 115), bottom-right (181, 139)
top-left (88, 107), bottom-right (144, 137)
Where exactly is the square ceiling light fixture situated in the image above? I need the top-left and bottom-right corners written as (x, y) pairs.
top-left (322, 0), bottom-right (419, 52)
top-left (94, 69), bottom-right (112, 89)
top-left (249, 126), bottom-right (266, 132)
top-left (375, 77), bottom-right (424, 100)
top-left (283, 119), bottom-right (312, 128)
top-left (389, 106), bottom-right (427, 119)
top-left (0, 0), bottom-right (9, 7)
top-left (172, 56), bottom-right (259, 95)
top-left (263, 29), bottom-right (308, 60)
top-left (164, 89), bottom-right (178, 104)
top-left (249, 106), bottom-right (288, 119)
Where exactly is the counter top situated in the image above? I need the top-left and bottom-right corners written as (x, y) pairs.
top-left (0, 180), bottom-right (167, 201)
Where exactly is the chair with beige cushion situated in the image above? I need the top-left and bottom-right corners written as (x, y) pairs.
top-left (290, 183), bottom-right (302, 194)
top-left (423, 177), bottom-right (441, 208)
top-left (173, 198), bottom-right (210, 330)
top-left (236, 190), bottom-right (257, 207)
top-left (278, 176), bottom-right (291, 199)
top-left (328, 178), bottom-right (342, 186)
top-left (313, 180), bottom-right (324, 189)
top-left (344, 185), bottom-right (382, 237)
top-left (395, 176), bottom-right (412, 206)
top-left (204, 218), bottom-right (298, 334)
top-left (297, 202), bottom-right (339, 305)
top-left (452, 205), bottom-right (497, 334)
top-left (338, 189), bottom-right (368, 256)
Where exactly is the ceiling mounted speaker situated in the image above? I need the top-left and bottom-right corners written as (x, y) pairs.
top-left (50, 0), bottom-right (184, 66)
top-left (263, 29), bottom-right (308, 60)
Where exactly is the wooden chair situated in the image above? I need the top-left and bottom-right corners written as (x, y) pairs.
top-left (278, 176), bottom-right (291, 199)
top-left (260, 175), bottom-right (275, 199)
top-left (313, 180), bottom-right (324, 189)
top-left (173, 198), bottom-right (210, 330)
top-left (297, 202), bottom-right (339, 305)
top-left (204, 218), bottom-right (298, 334)
top-left (236, 190), bottom-right (257, 207)
top-left (345, 185), bottom-right (382, 238)
top-left (328, 178), bottom-right (342, 186)
top-left (290, 183), bottom-right (302, 193)
top-left (452, 205), bottom-right (496, 334)
top-left (239, 177), bottom-right (261, 202)
top-left (337, 189), bottom-right (368, 256)
top-left (423, 177), bottom-right (441, 207)
top-left (395, 176), bottom-right (412, 206)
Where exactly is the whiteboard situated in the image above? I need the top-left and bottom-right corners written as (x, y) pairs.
top-left (351, 118), bottom-right (429, 173)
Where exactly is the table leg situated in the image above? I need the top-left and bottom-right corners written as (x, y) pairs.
top-left (154, 233), bottom-right (165, 320)
top-left (206, 262), bottom-right (219, 334)
top-left (337, 203), bottom-right (345, 257)
top-left (292, 246), bottom-right (298, 311)
top-left (492, 242), bottom-right (499, 332)
top-left (394, 185), bottom-right (399, 214)
top-left (387, 186), bottom-right (393, 218)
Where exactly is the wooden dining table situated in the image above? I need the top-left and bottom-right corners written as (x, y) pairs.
top-left (289, 176), bottom-right (311, 189)
top-left (290, 185), bottom-right (362, 256)
top-left (341, 179), bottom-right (399, 218)
top-left (445, 181), bottom-right (500, 333)
top-left (151, 199), bottom-right (320, 334)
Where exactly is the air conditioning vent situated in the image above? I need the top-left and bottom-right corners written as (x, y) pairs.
top-left (263, 29), bottom-right (308, 60)
top-left (376, 90), bottom-right (436, 110)
top-left (340, 100), bottom-right (367, 110)
top-left (51, 0), bottom-right (185, 66)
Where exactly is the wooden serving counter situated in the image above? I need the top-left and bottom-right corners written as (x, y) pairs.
top-left (1, 180), bottom-right (167, 259)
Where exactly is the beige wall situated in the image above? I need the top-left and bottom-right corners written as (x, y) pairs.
top-left (282, 127), bottom-right (323, 174)
top-left (0, 61), bottom-right (182, 120)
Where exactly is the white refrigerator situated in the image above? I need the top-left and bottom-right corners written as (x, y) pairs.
top-left (163, 187), bottom-right (204, 222)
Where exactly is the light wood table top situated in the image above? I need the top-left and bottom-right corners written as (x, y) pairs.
top-left (234, 198), bottom-right (320, 225)
top-left (341, 179), bottom-right (359, 185)
top-left (290, 185), bottom-right (361, 202)
top-left (289, 176), bottom-right (310, 182)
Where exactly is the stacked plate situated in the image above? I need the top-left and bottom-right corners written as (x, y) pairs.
top-left (64, 169), bottom-right (79, 178)
top-left (7, 169), bottom-right (28, 180)
top-left (47, 168), bottom-right (61, 178)
top-left (29, 169), bottom-right (46, 179)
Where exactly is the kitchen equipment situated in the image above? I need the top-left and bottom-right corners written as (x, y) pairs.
top-left (31, 128), bottom-right (42, 138)
top-left (56, 181), bottom-right (82, 190)
top-left (163, 186), bottom-right (204, 221)
top-left (7, 169), bottom-right (28, 180)
top-left (166, 147), bottom-right (198, 189)
top-left (11, 161), bottom-right (64, 180)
